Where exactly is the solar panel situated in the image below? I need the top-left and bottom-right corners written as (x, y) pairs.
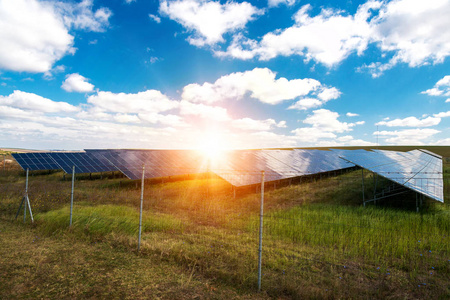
top-left (48, 152), bottom-right (118, 174)
top-left (339, 149), bottom-right (443, 202)
top-left (12, 152), bottom-right (60, 171)
top-left (85, 149), bottom-right (207, 180)
top-left (86, 149), bottom-right (357, 187)
top-left (210, 149), bottom-right (356, 187)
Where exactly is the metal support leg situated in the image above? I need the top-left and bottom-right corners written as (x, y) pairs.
top-left (257, 171), bottom-right (265, 292)
top-left (362, 169), bottom-right (365, 207)
top-left (138, 165), bottom-right (145, 251)
top-left (70, 166), bottom-right (75, 226)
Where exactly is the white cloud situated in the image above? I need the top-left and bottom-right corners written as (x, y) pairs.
top-left (159, 0), bottom-right (263, 46)
top-left (291, 109), bottom-right (364, 143)
top-left (0, 0), bottom-right (111, 73)
top-left (346, 112), bottom-right (359, 117)
top-left (268, 0), bottom-right (298, 8)
top-left (216, 2), bottom-right (379, 65)
top-left (179, 100), bottom-right (229, 121)
top-left (182, 67), bottom-right (327, 105)
top-left (317, 87), bottom-right (341, 101)
top-left (87, 90), bottom-right (179, 114)
top-left (43, 65), bottom-right (66, 80)
top-left (218, 0), bottom-right (450, 76)
top-left (303, 109), bottom-right (355, 133)
top-left (370, 0), bottom-right (450, 70)
top-left (446, 99), bottom-right (450, 103)
top-left (336, 135), bottom-right (375, 146)
top-left (374, 128), bottom-right (440, 145)
top-left (434, 111), bottom-right (450, 118)
top-left (0, 90), bottom-right (79, 113)
top-left (376, 116), bottom-right (441, 127)
top-left (138, 113), bottom-right (187, 127)
top-left (435, 138), bottom-right (450, 145)
top-left (231, 117), bottom-right (286, 131)
top-left (61, 73), bottom-right (95, 93)
top-left (291, 127), bottom-right (336, 143)
top-left (113, 114), bottom-right (141, 124)
top-left (288, 98), bottom-right (322, 110)
top-left (422, 75), bottom-right (450, 97)
top-left (149, 13), bottom-right (161, 23)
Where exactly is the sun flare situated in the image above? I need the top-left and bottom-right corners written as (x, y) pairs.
top-left (196, 131), bottom-right (227, 162)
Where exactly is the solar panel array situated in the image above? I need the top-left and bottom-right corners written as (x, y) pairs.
top-left (339, 149), bottom-right (444, 202)
top-left (85, 149), bottom-right (207, 180)
top-left (48, 152), bottom-right (117, 174)
top-left (11, 148), bottom-right (444, 203)
top-left (12, 152), bottom-right (60, 171)
top-left (209, 149), bottom-right (356, 186)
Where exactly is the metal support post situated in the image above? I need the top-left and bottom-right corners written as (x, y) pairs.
top-left (257, 170), bottom-right (265, 292)
top-left (138, 165), bottom-right (145, 251)
top-left (70, 166), bottom-right (75, 226)
top-left (373, 173), bottom-right (378, 205)
top-left (16, 169), bottom-right (33, 223)
top-left (416, 193), bottom-right (419, 213)
top-left (362, 169), bottom-right (365, 207)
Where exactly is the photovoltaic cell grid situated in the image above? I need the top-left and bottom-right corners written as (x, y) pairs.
top-left (209, 149), bottom-right (356, 186)
top-left (12, 152), bottom-right (60, 171)
top-left (85, 149), bottom-right (208, 180)
top-left (47, 152), bottom-right (118, 174)
top-left (85, 149), bottom-right (356, 186)
top-left (339, 149), bottom-right (443, 202)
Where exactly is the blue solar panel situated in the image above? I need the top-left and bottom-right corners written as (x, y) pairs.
top-left (48, 152), bottom-right (117, 174)
top-left (12, 152), bottom-right (60, 171)
top-left (340, 149), bottom-right (443, 203)
top-left (85, 149), bottom-right (207, 180)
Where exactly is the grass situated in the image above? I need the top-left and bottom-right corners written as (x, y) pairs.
top-left (0, 147), bottom-right (449, 298)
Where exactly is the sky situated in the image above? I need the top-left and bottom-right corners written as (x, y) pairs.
top-left (0, 0), bottom-right (449, 151)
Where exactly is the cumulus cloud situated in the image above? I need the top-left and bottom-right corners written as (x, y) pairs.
top-left (149, 13), bottom-right (161, 23)
top-left (375, 116), bottom-right (441, 127)
top-left (182, 67), bottom-right (331, 105)
top-left (369, 0), bottom-right (450, 71)
top-left (422, 75), bottom-right (450, 97)
top-left (435, 138), bottom-right (450, 145)
top-left (434, 111), bottom-right (450, 118)
top-left (291, 109), bottom-right (364, 143)
top-left (179, 100), bottom-right (229, 121)
top-left (302, 109), bottom-right (356, 133)
top-left (159, 0), bottom-right (263, 46)
top-left (61, 73), bottom-right (95, 93)
top-left (374, 128), bottom-right (440, 145)
top-left (346, 112), bottom-right (359, 117)
top-left (0, 90), bottom-right (79, 113)
top-left (216, 1), bottom-right (379, 65)
top-left (87, 90), bottom-right (179, 114)
top-left (217, 0), bottom-right (450, 76)
top-left (268, 0), bottom-right (298, 8)
top-left (288, 98), bottom-right (323, 110)
top-left (231, 117), bottom-right (286, 131)
top-left (0, 0), bottom-right (111, 73)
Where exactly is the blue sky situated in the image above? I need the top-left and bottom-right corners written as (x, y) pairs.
top-left (0, 0), bottom-right (449, 150)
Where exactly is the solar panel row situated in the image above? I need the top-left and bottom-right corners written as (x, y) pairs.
top-left (12, 151), bottom-right (117, 174)
top-left (11, 148), bottom-right (444, 203)
top-left (339, 149), bottom-right (443, 202)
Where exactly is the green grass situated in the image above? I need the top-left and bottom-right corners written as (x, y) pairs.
top-left (1, 146), bottom-right (449, 298)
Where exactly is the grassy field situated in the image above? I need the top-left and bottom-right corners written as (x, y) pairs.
top-left (0, 147), bottom-right (449, 299)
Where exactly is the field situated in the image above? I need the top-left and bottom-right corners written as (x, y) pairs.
top-left (0, 147), bottom-right (449, 299)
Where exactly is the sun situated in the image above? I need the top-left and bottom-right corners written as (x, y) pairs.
top-left (196, 131), bottom-right (226, 162)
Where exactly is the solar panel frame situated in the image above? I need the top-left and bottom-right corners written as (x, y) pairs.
top-left (48, 152), bottom-right (118, 174)
top-left (12, 152), bottom-right (61, 171)
top-left (339, 149), bottom-right (443, 203)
